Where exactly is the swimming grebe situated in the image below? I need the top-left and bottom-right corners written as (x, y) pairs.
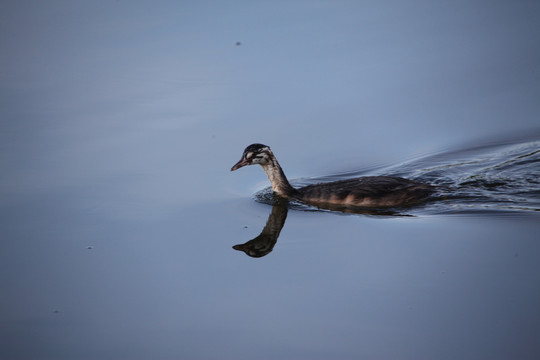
top-left (231, 143), bottom-right (434, 208)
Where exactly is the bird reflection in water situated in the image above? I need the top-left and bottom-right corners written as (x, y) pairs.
top-left (233, 200), bottom-right (289, 258)
top-left (233, 197), bottom-right (409, 258)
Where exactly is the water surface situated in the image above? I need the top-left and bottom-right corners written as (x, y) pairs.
top-left (1, 1), bottom-right (540, 360)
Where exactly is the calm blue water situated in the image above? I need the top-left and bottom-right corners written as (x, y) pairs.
top-left (1, 2), bottom-right (540, 360)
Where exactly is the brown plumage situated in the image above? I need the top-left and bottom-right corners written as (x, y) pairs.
top-left (231, 143), bottom-right (434, 208)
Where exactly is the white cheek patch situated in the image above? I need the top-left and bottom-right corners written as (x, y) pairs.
top-left (252, 154), bottom-right (269, 164)
top-left (245, 152), bottom-right (254, 160)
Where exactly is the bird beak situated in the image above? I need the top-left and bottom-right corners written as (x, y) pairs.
top-left (231, 158), bottom-right (250, 171)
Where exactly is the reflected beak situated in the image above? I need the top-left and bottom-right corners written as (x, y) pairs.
top-left (231, 158), bottom-right (250, 171)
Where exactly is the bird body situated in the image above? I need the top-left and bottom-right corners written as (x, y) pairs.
top-left (231, 144), bottom-right (434, 208)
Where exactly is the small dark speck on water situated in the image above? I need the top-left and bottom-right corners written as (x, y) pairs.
top-left (235, 41), bottom-right (242, 46)
top-left (52, 309), bottom-right (60, 314)
top-left (243, 226), bottom-right (248, 229)
top-left (87, 246), bottom-right (93, 250)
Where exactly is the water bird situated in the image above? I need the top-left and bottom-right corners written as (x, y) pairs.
top-left (231, 143), bottom-right (434, 208)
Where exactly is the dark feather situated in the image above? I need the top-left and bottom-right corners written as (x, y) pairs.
top-left (296, 176), bottom-right (434, 207)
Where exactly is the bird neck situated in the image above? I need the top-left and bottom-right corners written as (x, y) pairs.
top-left (261, 157), bottom-right (298, 198)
